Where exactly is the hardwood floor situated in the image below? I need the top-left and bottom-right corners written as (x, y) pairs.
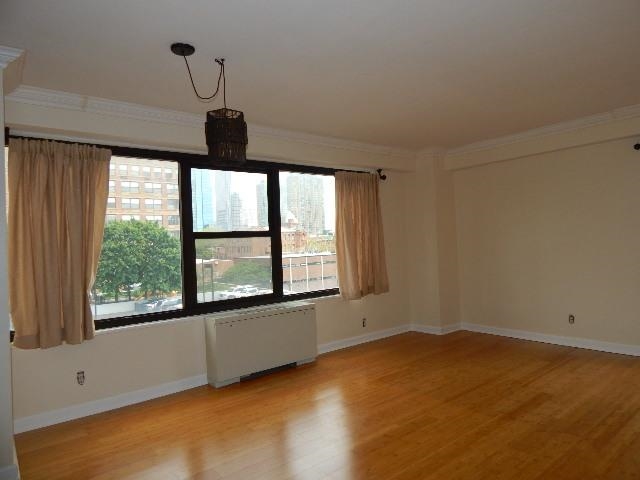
top-left (14, 331), bottom-right (640, 479)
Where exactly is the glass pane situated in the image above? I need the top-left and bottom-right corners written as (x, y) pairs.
top-left (279, 172), bottom-right (337, 294)
top-left (191, 169), bottom-right (269, 232)
top-left (195, 238), bottom-right (272, 303)
top-left (94, 156), bottom-right (182, 320)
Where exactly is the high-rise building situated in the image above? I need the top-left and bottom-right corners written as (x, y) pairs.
top-left (215, 170), bottom-right (232, 230)
top-left (286, 173), bottom-right (324, 235)
top-left (230, 192), bottom-right (245, 230)
top-left (191, 169), bottom-right (214, 230)
top-left (256, 180), bottom-right (268, 228)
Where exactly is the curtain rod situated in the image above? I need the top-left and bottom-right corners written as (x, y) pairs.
top-left (4, 127), bottom-right (386, 180)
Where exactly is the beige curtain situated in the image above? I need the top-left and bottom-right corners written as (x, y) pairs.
top-left (335, 171), bottom-right (389, 300)
top-left (8, 138), bottom-right (111, 349)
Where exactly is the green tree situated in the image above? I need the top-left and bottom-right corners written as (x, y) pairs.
top-left (95, 221), bottom-right (181, 301)
top-left (219, 261), bottom-right (271, 288)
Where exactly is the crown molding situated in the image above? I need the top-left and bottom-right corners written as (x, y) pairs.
top-left (446, 103), bottom-right (640, 158)
top-left (6, 85), bottom-right (416, 161)
top-left (0, 46), bottom-right (24, 69)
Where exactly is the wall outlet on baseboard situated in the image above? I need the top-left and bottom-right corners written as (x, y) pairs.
top-left (568, 314), bottom-right (575, 325)
top-left (77, 371), bottom-right (85, 385)
top-left (362, 318), bottom-right (367, 328)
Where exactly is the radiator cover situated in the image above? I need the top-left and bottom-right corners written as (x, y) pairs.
top-left (204, 302), bottom-right (317, 387)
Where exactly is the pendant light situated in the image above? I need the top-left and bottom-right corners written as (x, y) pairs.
top-left (171, 43), bottom-right (247, 163)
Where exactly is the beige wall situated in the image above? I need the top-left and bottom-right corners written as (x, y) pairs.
top-left (7, 100), bottom-right (413, 421)
top-left (12, 317), bottom-right (206, 419)
top-left (404, 155), bottom-right (461, 328)
top-left (434, 158), bottom-right (460, 327)
top-left (455, 137), bottom-right (640, 345)
top-left (407, 158), bottom-right (440, 327)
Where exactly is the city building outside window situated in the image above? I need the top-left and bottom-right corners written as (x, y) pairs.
top-left (92, 152), bottom-right (337, 329)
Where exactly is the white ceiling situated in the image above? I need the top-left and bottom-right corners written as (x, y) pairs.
top-left (1, 0), bottom-right (639, 150)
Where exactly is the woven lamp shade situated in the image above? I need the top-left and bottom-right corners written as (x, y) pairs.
top-left (205, 108), bottom-right (248, 163)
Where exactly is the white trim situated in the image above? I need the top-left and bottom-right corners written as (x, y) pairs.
top-left (13, 374), bottom-right (207, 434)
top-left (409, 323), bottom-right (461, 335)
top-left (8, 128), bottom-right (209, 156)
top-left (0, 464), bottom-right (19, 480)
top-left (6, 86), bottom-right (415, 161)
top-left (0, 46), bottom-right (23, 70)
top-left (461, 322), bottom-right (640, 357)
top-left (446, 103), bottom-right (640, 158)
top-left (12, 322), bottom-right (640, 434)
top-left (441, 323), bottom-right (462, 334)
top-left (318, 325), bottom-right (410, 355)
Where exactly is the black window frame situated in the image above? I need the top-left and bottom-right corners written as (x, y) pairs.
top-left (4, 133), bottom-right (341, 331)
top-left (4, 138), bottom-right (338, 329)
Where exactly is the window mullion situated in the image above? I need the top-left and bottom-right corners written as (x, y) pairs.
top-left (267, 168), bottom-right (283, 296)
top-left (180, 162), bottom-right (197, 310)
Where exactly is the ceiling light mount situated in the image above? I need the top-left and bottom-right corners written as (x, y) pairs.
top-left (170, 43), bottom-right (195, 57)
top-left (171, 42), bottom-right (247, 163)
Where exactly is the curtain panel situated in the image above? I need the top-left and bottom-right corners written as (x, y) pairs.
top-left (8, 138), bottom-right (111, 349)
top-left (335, 171), bottom-right (389, 300)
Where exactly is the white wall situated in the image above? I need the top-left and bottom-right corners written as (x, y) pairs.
top-left (455, 137), bottom-right (640, 345)
top-left (6, 95), bottom-right (415, 424)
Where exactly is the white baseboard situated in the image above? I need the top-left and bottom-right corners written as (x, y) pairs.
top-left (318, 325), bottom-right (410, 354)
top-left (409, 323), bottom-right (461, 335)
top-left (14, 374), bottom-right (207, 434)
top-left (0, 464), bottom-right (19, 480)
top-left (461, 322), bottom-right (640, 357)
top-left (14, 322), bottom-right (639, 434)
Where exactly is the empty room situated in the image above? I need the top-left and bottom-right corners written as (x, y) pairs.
top-left (0, 1), bottom-right (639, 479)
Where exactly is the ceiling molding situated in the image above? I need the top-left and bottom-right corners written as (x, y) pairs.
top-left (417, 148), bottom-right (446, 160)
top-left (6, 85), bottom-right (416, 161)
top-left (0, 46), bottom-right (24, 69)
top-left (446, 103), bottom-right (640, 158)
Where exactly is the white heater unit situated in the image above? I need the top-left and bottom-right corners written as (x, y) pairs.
top-left (204, 301), bottom-right (317, 387)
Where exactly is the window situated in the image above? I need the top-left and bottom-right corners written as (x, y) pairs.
top-left (121, 198), bottom-right (139, 209)
top-left (144, 199), bottom-right (162, 210)
top-left (118, 164), bottom-right (127, 175)
top-left (279, 172), bottom-right (337, 294)
top-left (94, 157), bottom-right (182, 323)
top-left (121, 181), bottom-right (139, 193)
top-left (144, 182), bottom-right (162, 194)
top-left (191, 169), bottom-right (272, 303)
top-left (90, 146), bottom-right (337, 330)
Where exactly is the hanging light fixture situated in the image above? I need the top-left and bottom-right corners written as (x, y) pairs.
top-left (171, 42), bottom-right (248, 163)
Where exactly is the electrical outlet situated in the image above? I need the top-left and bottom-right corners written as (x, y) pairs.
top-left (362, 318), bottom-right (367, 328)
top-left (77, 371), bottom-right (85, 385)
top-left (568, 314), bottom-right (575, 324)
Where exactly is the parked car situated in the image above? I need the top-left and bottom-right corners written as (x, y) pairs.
top-left (218, 285), bottom-right (259, 300)
top-left (161, 297), bottom-right (182, 311)
top-left (134, 297), bottom-right (163, 312)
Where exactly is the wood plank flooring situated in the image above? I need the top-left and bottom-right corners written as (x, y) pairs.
top-left (14, 331), bottom-right (640, 479)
